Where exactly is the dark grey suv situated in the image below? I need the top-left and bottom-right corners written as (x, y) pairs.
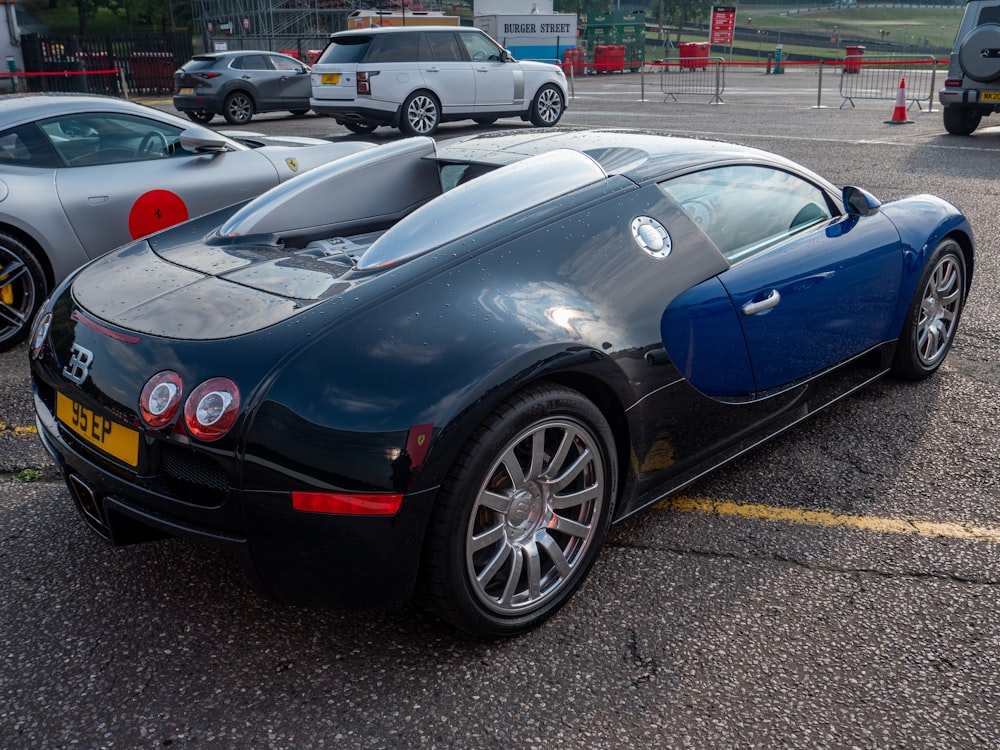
top-left (173, 50), bottom-right (313, 125)
top-left (939, 0), bottom-right (1000, 135)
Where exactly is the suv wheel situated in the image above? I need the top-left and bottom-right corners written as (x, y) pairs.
top-left (959, 23), bottom-right (1000, 82)
top-left (400, 91), bottom-right (441, 136)
top-left (943, 106), bottom-right (983, 136)
top-left (186, 110), bottom-right (214, 124)
top-left (344, 120), bottom-right (378, 134)
top-left (529, 85), bottom-right (564, 127)
top-left (223, 92), bottom-right (255, 125)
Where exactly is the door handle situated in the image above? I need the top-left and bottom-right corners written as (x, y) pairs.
top-left (741, 289), bottom-right (781, 315)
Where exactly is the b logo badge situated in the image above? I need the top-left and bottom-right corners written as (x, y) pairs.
top-left (63, 343), bottom-right (94, 385)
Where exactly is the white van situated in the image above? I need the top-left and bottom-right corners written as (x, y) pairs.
top-left (309, 26), bottom-right (568, 135)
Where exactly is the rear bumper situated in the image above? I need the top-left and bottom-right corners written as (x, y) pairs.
top-left (173, 94), bottom-right (225, 114)
top-left (939, 88), bottom-right (1000, 111)
top-left (34, 384), bottom-right (432, 610)
top-left (309, 98), bottom-right (398, 125)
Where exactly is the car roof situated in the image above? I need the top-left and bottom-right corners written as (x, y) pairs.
top-left (433, 128), bottom-right (837, 188)
top-left (331, 25), bottom-right (474, 37)
top-left (0, 93), bottom-right (159, 123)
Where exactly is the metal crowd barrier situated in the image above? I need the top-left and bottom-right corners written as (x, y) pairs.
top-left (657, 57), bottom-right (726, 104)
top-left (838, 54), bottom-right (939, 111)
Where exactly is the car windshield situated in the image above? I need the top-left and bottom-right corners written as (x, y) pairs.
top-left (317, 35), bottom-right (373, 64)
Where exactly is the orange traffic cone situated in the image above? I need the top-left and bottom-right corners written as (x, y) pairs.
top-left (885, 77), bottom-right (913, 124)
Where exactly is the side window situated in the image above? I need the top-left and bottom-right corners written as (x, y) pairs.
top-left (239, 54), bottom-right (271, 70)
top-left (0, 124), bottom-right (62, 167)
top-left (421, 31), bottom-right (465, 62)
top-left (271, 55), bottom-right (303, 72)
top-left (658, 165), bottom-right (834, 263)
top-left (37, 113), bottom-right (186, 166)
top-left (369, 32), bottom-right (419, 63)
top-left (460, 31), bottom-right (503, 62)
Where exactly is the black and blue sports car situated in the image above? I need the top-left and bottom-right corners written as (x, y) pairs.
top-left (29, 130), bottom-right (974, 636)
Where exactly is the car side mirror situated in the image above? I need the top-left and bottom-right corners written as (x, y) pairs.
top-left (179, 127), bottom-right (229, 153)
top-left (500, 49), bottom-right (513, 62)
top-left (842, 185), bottom-right (881, 217)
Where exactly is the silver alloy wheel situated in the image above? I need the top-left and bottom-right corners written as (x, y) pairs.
top-left (531, 86), bottom-right (564, 126)
top-left (224, 93), bottom-right (254, 124)
top-left (465, 417), bottom-right (605, 615)
top-left (404, 93), bottom-right (439, 135)
top-left (915, 251), bottom-right (963, 367)
top-left (0, 238), bottom-right (41, 350)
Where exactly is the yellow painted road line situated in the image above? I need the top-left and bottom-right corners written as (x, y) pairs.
top-left (657, 496), bottom-right (1000, 545)
top-left (0, 423), bottom-right (38, 437)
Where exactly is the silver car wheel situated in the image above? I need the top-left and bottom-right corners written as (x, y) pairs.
top-left (401, 92), bottom-right (440, 136)
top-left (530, 85), bottom-right (564, 127)
top-left (223, 92), bottom-right (254, 125)
top-left (0, 234), bottom-right (44, 351)
top-left (916, 251), bottom-right (963, 368)
top-left (465, 416), bottom-right (606, 616)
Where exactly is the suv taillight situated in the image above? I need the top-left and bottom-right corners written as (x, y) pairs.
top-left (944, 78), bottom-right (963, 88)
top-left (357, 71), bottom-right (370, 95)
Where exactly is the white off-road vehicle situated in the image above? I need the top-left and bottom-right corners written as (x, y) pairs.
top-left (940, 0), bottom-right (1000, 135)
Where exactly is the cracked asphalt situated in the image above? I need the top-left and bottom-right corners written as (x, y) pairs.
top-left (2, 69), bottom-right (999, 748)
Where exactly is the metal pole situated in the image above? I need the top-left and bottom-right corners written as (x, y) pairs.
top-left (812, 59), bottom-right (826, 108)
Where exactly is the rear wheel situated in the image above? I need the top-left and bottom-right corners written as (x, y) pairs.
top-left (0, 232), bottom-right (46, 352)
top-left (421, 384), bottom-right (617, 637)
top-left (185, 110), bottom-right (214, 124)
top-left (943, 106), bottom-right (982, 136)
top-left (400, 91), bottom-right (440, 136)
top-left (223, 92), bottom-right (254, 125)
top-left (891, 238), bottom-right (966, 380)
top-left (344, 120), bottom-right (378, 134)
top-left (529, 84), bottom-right (564, 127)
top-left (289, 109), bottom-right (309, 116)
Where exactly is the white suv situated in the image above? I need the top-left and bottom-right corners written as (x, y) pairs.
top-left (939, 0), bottom-right (1000, 135)
top-left (309, 26), bottom-right (568, 135)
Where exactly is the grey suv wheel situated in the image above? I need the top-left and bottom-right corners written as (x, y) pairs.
top-left (223, 91), bottom-right (255, 125)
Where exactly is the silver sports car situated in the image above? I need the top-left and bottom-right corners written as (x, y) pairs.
top-left (0, 93), bottom-right (370, 351)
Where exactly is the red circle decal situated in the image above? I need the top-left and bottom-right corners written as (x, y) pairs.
top-left (128, 190), bottom-right (189, 240)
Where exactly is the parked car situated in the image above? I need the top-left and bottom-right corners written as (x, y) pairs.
top-left (309, 26), bottom-right (568, 135)
top-left (29, 129), bottom-right (973, 637)
top-left (0, 93), bottom-right (372, 350)
top-left (939, 0), bottom-right (1000, 134)
top-left (173, 50), bottom-right (314, 125)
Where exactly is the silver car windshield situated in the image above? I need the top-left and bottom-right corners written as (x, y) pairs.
top-left (357, 149), bottom-right (607, 270)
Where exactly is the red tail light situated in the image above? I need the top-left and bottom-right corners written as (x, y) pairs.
top-left (357, 71), bottom-right (370, 95)
top-left (196, 72), bottom-right (222, 80)
top-left (140, 370), bottom-right (183, 429)
top-left (292, 491), bottom-right (403, 515)
top-left (944, 78), bottom-right (963, 88)
top-left (184, 377), bottom-right (241, 441)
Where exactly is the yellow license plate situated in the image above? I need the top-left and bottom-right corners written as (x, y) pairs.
top-left (321, 73), bottom-right (340, 85)
top-left (980, 91), bottom-right (1000, 102)
top-left (179, 87), bottom-right (195, 95)
top-left (56, 392), bottom-right (139, 467)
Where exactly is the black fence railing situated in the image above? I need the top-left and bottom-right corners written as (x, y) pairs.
top-left (20, 32), bottom-right (194, 95)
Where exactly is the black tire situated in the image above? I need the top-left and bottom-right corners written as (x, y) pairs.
top-left (223, 91), bottom-right (254, 125)
top-left (421, 383), bottom-right (617, 637)
top-left (943, 106), bottom-right (982, 136)
top-left (344, 120), bottom-right (378, 134)
top-left (473, 117), bottom-right (497, 126)
top-left (529, 84), bottom-right (564, 127)
top-left (399, 91), bottom-right (440, 136)
top-left (891, 238), bottom-right (966, 381)
top-left (185, 110), bottom-right (214, 124)
top-left (289, 109), bottom-right (309, 117)
top-left (0, 233), bottom-right (46, 352)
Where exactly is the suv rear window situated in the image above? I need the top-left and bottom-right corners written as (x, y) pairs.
top-left (979, 5), bottom-right (1000, 23)
top-left (317, 35), bottom-right (374, 64)
top-left (182, 56), bottom-right (221, 71)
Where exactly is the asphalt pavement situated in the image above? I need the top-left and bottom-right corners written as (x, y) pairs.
top-left (2, 67), bottom-right (1000, 749)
